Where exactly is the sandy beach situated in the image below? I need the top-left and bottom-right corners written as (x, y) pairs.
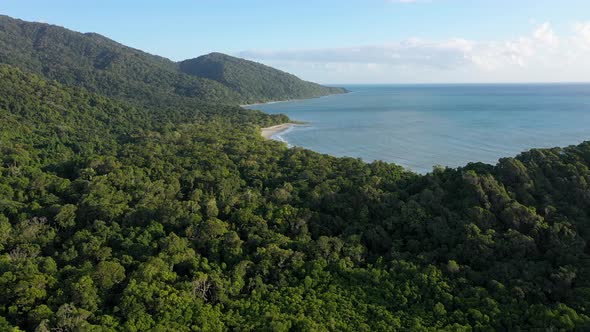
top-left (260, 123), bottom-right (296, 139)
top-left (241, 99), bottom-right (300, 107)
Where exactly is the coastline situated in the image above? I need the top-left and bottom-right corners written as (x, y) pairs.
top-left (260, 123), bottom-right (297, 139)
top-left (241, 99), bottom-right (303, 107)
top-left (248, 92), bottom-right (347, 141)
top-left (240, 90), bottom-right (349, 107)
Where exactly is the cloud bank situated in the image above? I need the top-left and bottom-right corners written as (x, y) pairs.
top-left (236, 22), bottom-right (590, 83)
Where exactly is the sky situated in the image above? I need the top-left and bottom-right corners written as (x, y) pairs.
top-left (2, 0), bottom-right (590, 83)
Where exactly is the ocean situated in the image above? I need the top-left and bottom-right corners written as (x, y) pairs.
top-left (245, 84), bottom-right (590, 174)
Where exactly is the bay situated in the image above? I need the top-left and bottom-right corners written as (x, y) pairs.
top-left (246, 84), bottom-right (590, 173)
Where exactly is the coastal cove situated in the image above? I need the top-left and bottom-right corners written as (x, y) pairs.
top-left (260, 123), bottom-right (298, 139)
top-left (246, 84), bottom-right (590, 173)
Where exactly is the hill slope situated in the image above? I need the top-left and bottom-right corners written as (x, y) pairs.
top-left (179, 52), bottom-right (347, 104)
top-left (0, 15), bottom-right (345, 106)
top-left (0, 15), bottom-right (243, 104)
top-left (1, 64), bottom-right (590, 331)
top-left (1, 14), bottom-right (590, 332)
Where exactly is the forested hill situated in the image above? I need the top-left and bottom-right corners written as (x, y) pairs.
top-left (1, 62), bottom-right (590, 330)
top-left (0, 15), bottom-right (344, 105)
top-left (0, 15), bottom-right (245, 104)
top-left (1, 14), bottom-right (590, 332)
top-left (179, 53), bottom-right (347, 104)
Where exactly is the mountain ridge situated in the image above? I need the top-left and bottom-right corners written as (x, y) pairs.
top-left (179, 52), bottom-right (347, 104)
top-left (0, 15), bottom-right (345, 106)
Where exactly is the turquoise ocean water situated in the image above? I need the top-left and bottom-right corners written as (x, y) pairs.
top-left (246, 84), bottom-right (590, 173)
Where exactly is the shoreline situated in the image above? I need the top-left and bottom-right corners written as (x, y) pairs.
top-left (240, 91), bottom-right (349, 107)
top-left (260, 123), bottom-right (297, 139)
top-left (241, 99), bottom-right (300, 107)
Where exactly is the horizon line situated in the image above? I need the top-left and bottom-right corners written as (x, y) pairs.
top-left (323, 81), bottom-right (590, 86)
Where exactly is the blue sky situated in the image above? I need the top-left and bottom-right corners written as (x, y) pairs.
top-left (2, 0), bottom-right (590, 83)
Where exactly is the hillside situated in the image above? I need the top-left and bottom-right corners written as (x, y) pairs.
top-left (0, 15), bottom-right (345, 106)
top-left (1, 63), bottom-right (590, 330)
top-left (179, 52), bottom-right (348, 104)
top-left (0, 15), bottom-right (589, 332)
top-left (0, 16), bottom-right (243, 105)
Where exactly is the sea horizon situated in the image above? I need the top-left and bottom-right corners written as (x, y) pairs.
top-left (324, 82), bottom-right (590, 86)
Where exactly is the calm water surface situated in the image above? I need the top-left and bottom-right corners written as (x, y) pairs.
top-left (246, 84), bottom-right (590, 173)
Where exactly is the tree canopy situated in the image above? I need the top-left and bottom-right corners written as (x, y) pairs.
top-left (0, 15), bottom-right (589, 331)
top-left (179, 52), bottom-right (347, 104)
top-left (0, 15), bottom-right (345, 106)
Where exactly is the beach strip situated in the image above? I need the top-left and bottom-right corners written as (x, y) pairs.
top-left (260, 123), bottom-right (296, 139)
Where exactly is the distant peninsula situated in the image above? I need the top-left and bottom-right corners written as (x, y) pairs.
top-left (179, 52), bottom-right (348, 105)
top-left (0, 15), bottom-right (347, 106)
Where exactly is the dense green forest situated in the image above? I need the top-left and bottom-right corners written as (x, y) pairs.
top-left (179, 53), bottom-right (347, 104)
top-left (1, 15), bottom-right (590, 332)
top-left (0, 15), bottom-right (345, 106)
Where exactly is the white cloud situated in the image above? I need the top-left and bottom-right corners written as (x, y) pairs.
top-left (239, 40), bottom-right (471, 69)
top-left (532, 22), bottom-right (559, 48)
top-left (236, 23), bottom-right (590, 83)
top-left (573, 22), bottom-right (590, 48)
top-left (574, 22), bottom-right (590, 40)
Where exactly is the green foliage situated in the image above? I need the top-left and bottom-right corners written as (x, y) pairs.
top-left (179, 52), bottom-right (347, 104)
top-left (0, 16), bottom-right (345, 106)
top-left (0, 16), bottom-right (589, 331)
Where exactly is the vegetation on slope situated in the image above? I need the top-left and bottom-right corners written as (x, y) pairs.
top-left (0, 15), bottom-right (345, 106)
top-left (0, 63), bottom-right (589, 331)
top-left (179, 52), bottom-right (347, 104)
top-left (0, 15), bottom-right (243, 105)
